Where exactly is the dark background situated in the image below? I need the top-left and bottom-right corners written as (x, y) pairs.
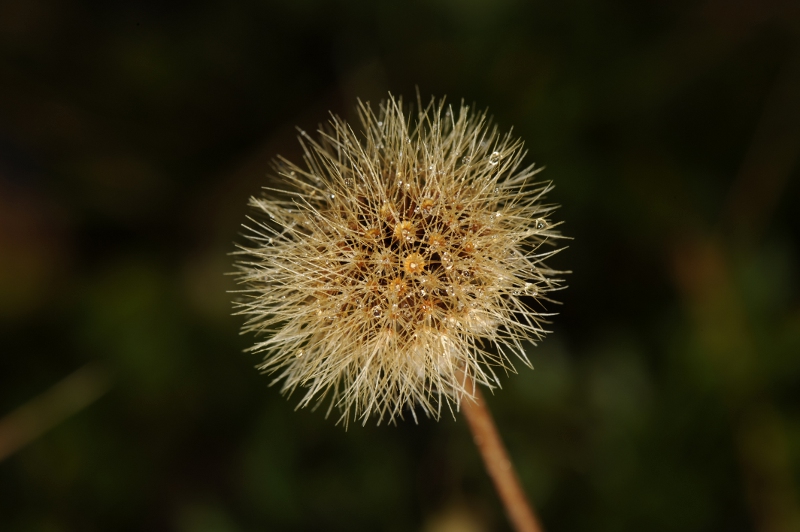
top-left (1, 1), bottom-right (799, 531)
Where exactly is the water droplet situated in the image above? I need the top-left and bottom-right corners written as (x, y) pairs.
top-left (267, 237), bottom-right (273, 244)
top-left (441, 252), bottom-right (453, 270)
top-left (329, 194), bottom-right (336, 200)
top-left (297, 350), bottom-right (304, 358)
top-left (489, 152), bottom-right (501, 165)
top-left (372, 305), bottom-right (382, 318)
top-left (461, 155), bottom-right (471, 165)
top-left (377, 121), bottom-right (384, 127)
top-left (535, 218), bottom-right (547, 230)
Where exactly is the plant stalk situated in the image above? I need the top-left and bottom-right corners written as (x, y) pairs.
top-left (460, 373), bottom-right (544, 532)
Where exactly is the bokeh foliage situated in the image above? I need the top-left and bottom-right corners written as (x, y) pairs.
top-left (1, 1), bottom-right (799, 531)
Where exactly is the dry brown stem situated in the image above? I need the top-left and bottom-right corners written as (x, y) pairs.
top-left (460, 372), bottom-right (544, 532)
top-left (0, 363), bottom-right (111, 462)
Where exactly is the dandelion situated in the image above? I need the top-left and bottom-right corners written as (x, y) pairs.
top-left (233, 95), bottom-right (563, 427)
top-left (233, 95), bottom-right (565, 532)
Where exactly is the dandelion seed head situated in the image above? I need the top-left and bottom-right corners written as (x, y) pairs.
top-left (233, 95), bottom-right (564, 426)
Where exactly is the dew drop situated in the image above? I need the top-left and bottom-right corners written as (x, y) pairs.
top-left (329, 194), bottom-right (336, 200)
top-left (372, 305), bottom-right (382, 318)
top-left (524, 282), bottom-right (533, 293)
top-left (535, 218), bottom-right (547, 230)
top-left (377, 121), bottom-right (384, 127)
top-left (441, 252), bottom-right (454, 270)
top-left (461, 155), bottom-right (471, 165)
top-left (489, 151), bottom-right (502, 165)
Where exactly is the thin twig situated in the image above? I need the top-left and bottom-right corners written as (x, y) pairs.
top-left (460, 372), bottom-right (544, 532)
top-left (721, 53), bottom-right (800, 239)
top-left (0, 363), bottom-right (112, 462)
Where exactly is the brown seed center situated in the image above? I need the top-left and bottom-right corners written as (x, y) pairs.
top-left (394, 221), bottom-right (416, 242)
top-left (403, 253), bottom-right (426, 275)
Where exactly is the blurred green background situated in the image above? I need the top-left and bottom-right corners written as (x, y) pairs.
top-left (1, 1), bottom-right (799, 531)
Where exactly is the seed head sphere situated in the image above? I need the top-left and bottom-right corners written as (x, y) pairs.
top-left (234, 96), bottom-right (564, 425)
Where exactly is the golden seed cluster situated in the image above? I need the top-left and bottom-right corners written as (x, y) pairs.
top-left (233, 95), bottom-right (564, 425)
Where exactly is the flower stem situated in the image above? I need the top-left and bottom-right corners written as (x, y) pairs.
top-left (460, 373), bottom-right (544, 532)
